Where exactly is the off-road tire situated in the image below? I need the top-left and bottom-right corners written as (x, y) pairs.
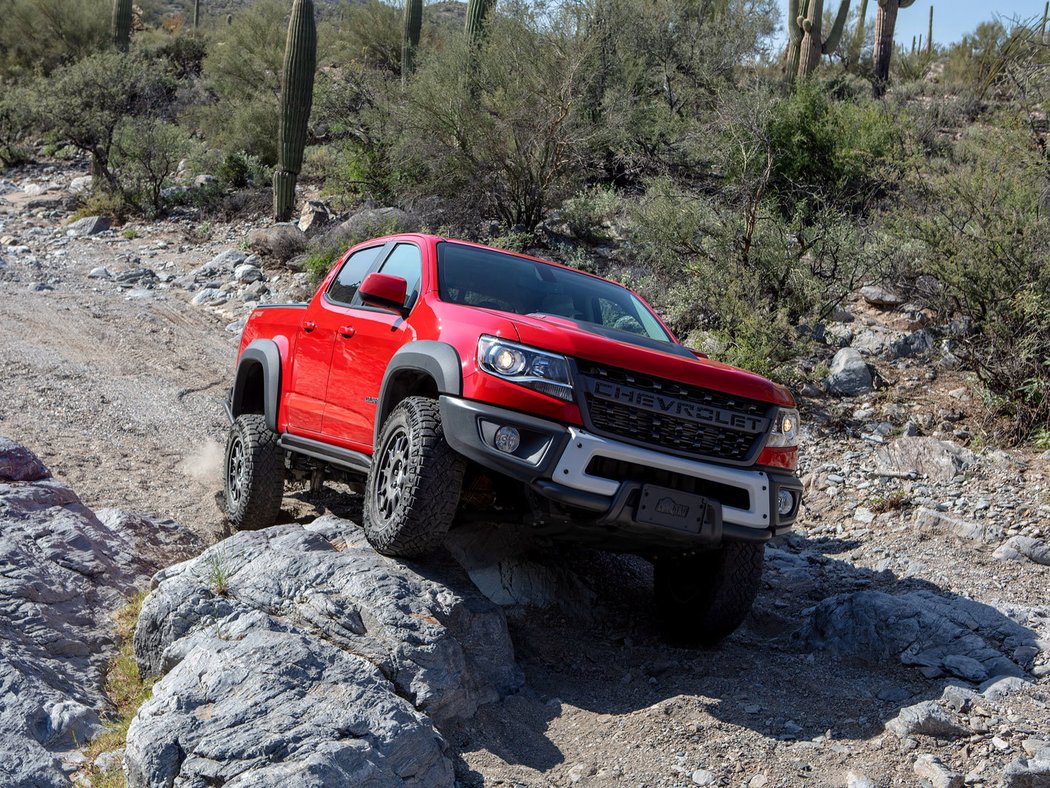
top-left (654, 541), bottom-right (765, 647)
top-left (364, 396), bottom-right (465, 558)
top-left (224, 413), bottom-right (284, 531)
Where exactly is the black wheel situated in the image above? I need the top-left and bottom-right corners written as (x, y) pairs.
top-left (224, 413), bottom-right (284, 531)
top-left (654, 541), bottom-right (765, 647)
top-left (363, 397), bottom-right (465, 557)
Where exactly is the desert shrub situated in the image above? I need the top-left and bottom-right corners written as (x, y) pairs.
top-left (136, 28), bottom-right (208, 79)
top-left (71, 189), bottom-right (132, 224)
top-left (189, 0), bottom-right (285, 164)
top-left (627, 175), bottom-right (878, 380)
top-left (28, 51), bottom-right (176, 188)
top-left (902, 125), bottom-right (1050, 440)
top-left (0, 86), bottom-right (34, 167)
top-left (0, 0), bottom-right (110, 77)
top-left (319, 1), bottom-right (403, 73)
top-left (764, 82), bottom-right (901, 216)
top-left (397, 13), bottom-right (596, 229)
top-left (562, 185), bottom-right (622, 242)
top-left (112, 118), bottom-right (193, 214)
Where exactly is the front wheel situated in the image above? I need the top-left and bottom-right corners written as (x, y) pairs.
top-left (363, 397), bottom-right (465, 558)
top-left (224, 413), bottom-right (284, 531)
top-left (654, 541), bottom-right (765, 647)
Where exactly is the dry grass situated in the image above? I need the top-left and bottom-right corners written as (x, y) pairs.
top-left (78, 590), bottom-right (154, 787)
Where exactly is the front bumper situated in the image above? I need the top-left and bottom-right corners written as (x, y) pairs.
top-left (439, 396), bottom-right (802, 549)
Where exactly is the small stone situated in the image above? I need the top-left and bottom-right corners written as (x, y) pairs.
top-left (691, 769), bottom-right (717, 786)
top-left (942, 654), bottom-right (989, 683)
top-left (886, 701), bottom-right (968, 738)
top-left (846, 772), bottom-right (875, 788)
top-left (233, 263), bottom-right (264, 284)
top-left (194, 174), bottom-right (217, 187)
top-left (913, 753), bottom-right (963, 788)
top-left (826, 348), bottom-right (873, 397)
top-left (88, 266), bottom-right (111, 279)
top-left (567, 762), bottom-right (596, 783)
top-left (749, 775), bottom-right (769, 788)
top-left (860, 284), bottom-right (905, 307)
top-left (992, 737), bottom-right (1011, 751)
top-left (68, 175), bottom-right (93, 195)
top-left (68, 215), bottom-right (111, 236)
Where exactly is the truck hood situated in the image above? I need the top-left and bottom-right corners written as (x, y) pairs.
top-left (508, 313), bottom-right (795, 408)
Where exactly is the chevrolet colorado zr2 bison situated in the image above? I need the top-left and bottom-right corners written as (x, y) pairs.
top-left (223, 234), bottom-right (802, 644)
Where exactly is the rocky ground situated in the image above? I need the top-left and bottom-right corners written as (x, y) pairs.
top-left (1, 161), bottom-right (1049, 788)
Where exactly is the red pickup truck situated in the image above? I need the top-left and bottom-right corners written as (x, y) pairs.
top-left (224, 234), bottom-right (801, 644)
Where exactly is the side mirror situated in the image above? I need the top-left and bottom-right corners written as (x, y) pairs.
top-left (359, 272), bottom-right (408, 312)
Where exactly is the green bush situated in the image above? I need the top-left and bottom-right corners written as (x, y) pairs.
top-left (28, 51), bottom-right (175, 188)
top-left (112, 118), bottom-right (192, 214)
top-left (765, 82), bottom-right (901, 216)
top-left (0, 0), bottom-right (110, 77)
top-left (902, 124), bottom-right (1050, 441)
top-left (562, 185), bottom-right (622, 243)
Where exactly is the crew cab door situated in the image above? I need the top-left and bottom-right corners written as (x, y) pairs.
top-left (321, 242), bottom-right (423, 449)
top-left (283, 244), bottom-right (386, 435)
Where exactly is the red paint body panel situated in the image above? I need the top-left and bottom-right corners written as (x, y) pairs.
top-left (236, 234), bottom-right (798, 471)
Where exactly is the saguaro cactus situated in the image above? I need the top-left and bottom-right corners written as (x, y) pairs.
top-left (872, 0), bottom-right (916, 97)
top-left (401, 0), bottom-right (422, 82)
top-left (848, 0), bottom-right (869, 64)
top-left (193, 0), bottom-right (201, 28)
top-left (927, 5), bottom-right (933, 54)
top-left (273, 0), bottom-right (317, 222)
top-left (465, 0), bottom-right (494, 44)
top-left (112, 0), bottom-right (133, 51)
top-left (787, 0), bottom-right (851, 80)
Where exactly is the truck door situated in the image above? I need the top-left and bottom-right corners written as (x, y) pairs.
top-left (322, 242), bottom-right (423, 449)
top-left (283, 244), bottom-right (386, 435)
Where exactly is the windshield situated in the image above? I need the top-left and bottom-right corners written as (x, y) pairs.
top-left (436, 242), bottom-right (674, 345)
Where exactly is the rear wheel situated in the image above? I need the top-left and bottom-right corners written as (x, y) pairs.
top-left (224, 414), bottom-right (284, 531)
top-left (363, 397), bottom-right (465, 557)
top-left (654, 541), bottom-right (765, 647)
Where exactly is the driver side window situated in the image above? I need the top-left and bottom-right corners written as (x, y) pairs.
top-left (328, 246), bottom-right (382, 305)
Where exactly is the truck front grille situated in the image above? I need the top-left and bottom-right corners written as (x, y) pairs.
top-left (576, 361), bottom-right (774, 464)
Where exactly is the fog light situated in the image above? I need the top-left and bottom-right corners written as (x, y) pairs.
top-left (493, 426), bottom-right (520, 454)
top-left (777, 489), bottom-right (795, 516)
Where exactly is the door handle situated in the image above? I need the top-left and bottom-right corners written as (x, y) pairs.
top-left (302, 320), bottom-right (316, 333)
top-left (338, 324), bottom-right (356, 338)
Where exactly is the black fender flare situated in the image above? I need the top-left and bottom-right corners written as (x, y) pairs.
top-left (232, 339), bottom-right (282, 433)
top-left (374, 341), bottom-right (462, 446)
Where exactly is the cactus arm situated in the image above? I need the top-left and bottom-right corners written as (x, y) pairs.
top-left (465, 0), bottom-right (495, 43)
top-left (822, 0), bottom-right (851, 53)
top-left (273, 0), bottom-right (317, 222)
top-left (112, 0), bottom-right (132, 51)
top-left (402, 0), bottom-right (422, 81)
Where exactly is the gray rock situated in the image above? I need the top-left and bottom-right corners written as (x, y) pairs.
top-left (825, 348), bottom-right (873, 396)
top-left (796, 590), bottom-right (1041, 680)
top-left (860, 284), bottom-right (904, 307)
top-left (335, 207), bottom-right (416, 240)
top-left (0, 438), bottom-right (197, 787)
top-left (68, 175), bottom-right (93, 195)
top-left (845, 772), bottom-right (875, 788)
top-left (193, 174), bottom-right (217, 187)
top-left (113, 267), bottom-right (157, 285)
top-left (88, 266), bottom-right (112, 279)
top-left (874, 437), bottom-right (976, 482)
top-left (913, 753), bottom-right (963, 787)
top-left (233, 262), bottom-right (264, 283)
top-left (993, 536), bottom-right (1050, 566)
top-left (940, 684), bottom-right (977, 712)
top-left (979, 675), bottom-right (1032, 699)
top-left (0, 436), bottom-right (51, 481)
top-left (248, 223), bottom-right (306, 261)
top-left (67, 215), bottom-right (111, 236)
top-left (889, 329), bottom-right (934, 359)
top-left (125, 612), bottom-right (454, 788)
top-left (691, 768), bottom-right (717, 785)
top-left (1001, 747), bottom-right (1050, 787)
top-left (914, 507), bottom-right (1001, 543)
top-left (298, 199), bottom-right (332, 236)
top-left (942, 654), bottom-right (988, 683)
top-left (194, 248), bottom-right (247, 277)
top-left (190, 287), bottom-right (227, 305)
top-left (127, 519), bottom-right (521, 786)
top-left (885, 702), bottom-right (968, 738)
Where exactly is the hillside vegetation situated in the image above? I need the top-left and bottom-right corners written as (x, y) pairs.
top-left (1, 0), bottom-right (1048, 439)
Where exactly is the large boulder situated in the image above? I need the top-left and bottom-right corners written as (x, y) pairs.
top-left (0, 438), bottom-right (201, 787)
top-left (795, 590), bottom-right (1046, 682)
top-left (126, 517), bottom-right (522, 787)
top-left (874, 437), bottom-right (977, 482)
top-left (249, 223), bottom-right (307, 262)
top-left (825, 348), bottom-right (873, 396)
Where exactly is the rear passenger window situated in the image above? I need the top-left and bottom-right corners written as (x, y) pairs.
top-left (328, 246), bottom-right (382, 305)
top-left (378, 243), bottom-right (423, 311)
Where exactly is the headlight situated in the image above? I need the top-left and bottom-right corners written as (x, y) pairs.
top-left (477, 336), bottom-right (573, 401)
top-left (766, 408), bottom-right (800, 447)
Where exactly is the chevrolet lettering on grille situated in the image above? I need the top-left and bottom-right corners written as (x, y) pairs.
top-left (587, 379), bottom-right (769, 434)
